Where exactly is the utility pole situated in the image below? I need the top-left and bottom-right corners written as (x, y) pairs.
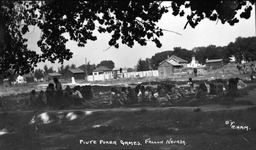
top-left (85, 57), bottom-right (88, 81)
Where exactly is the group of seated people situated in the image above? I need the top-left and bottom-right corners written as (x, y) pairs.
top-left (109, 83), bottom-right (184, 106)
top-left (29, 78), bottom-right (93, 109)
top-left (193, 77), bottom-right (247, 100)
top-left (109, 77), bottom-right (248, 106)
top-left (28, 77), bottom-right (249, 108)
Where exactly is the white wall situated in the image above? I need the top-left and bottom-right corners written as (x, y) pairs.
top-left (87, 70), bottom-right (159, 81)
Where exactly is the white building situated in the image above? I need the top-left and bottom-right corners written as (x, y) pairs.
top-left (187, 56), bottom-right (205, 68)
top-left (15, 75), bottom-right (26, 84)
top-left (92, 66), bottom-right (112, 81)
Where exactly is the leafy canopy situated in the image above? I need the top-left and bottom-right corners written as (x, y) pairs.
top-left (0, 0), bottom-right (255, 76)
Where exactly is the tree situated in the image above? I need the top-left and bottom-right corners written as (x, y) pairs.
top-left (43, 65), bottom-right (53, 74)
top-left (34, 69), bottom-right (44, 81)
top-left (173, 47), bottom-right (193, 62)
top-left (97, 60), bottom-right (115, 70)
top-left (58, 65), bottom-right (65, 75)
top-left (43, 65), bottom-right (49, 74)
top-left (136, 58), bottom-right (150, 71)
top-left (193, 45), bottom-right (229, 64)
top-left (227, 37), bottom-right (256, 63)
top-left (127, 68), bottom-right (135, 72)
top-left (78, 62), bottom-right (96, 75)
top-left (70, 64), bottom-right (76, 69)
top-left (151, 51), bottom-right (174, 70)
top-left (1, 0), bottom-right (255, 76)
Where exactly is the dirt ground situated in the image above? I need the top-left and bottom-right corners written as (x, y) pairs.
top-left (1, 76), bottom-right (256, 150)
top-left (0, 106), bottom-right (256, 150)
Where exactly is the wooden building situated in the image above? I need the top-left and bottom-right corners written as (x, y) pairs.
top-left (93, 66), bottom-right (112, 75)
top-left (64, 68), bottom-right (85, 80)
top-left (205, 59), bottom-right (223, 70)
top-left (44, 72), bottom-right (62, 82)
top-left (23, 73), bottom-right (35, 83)
top-left (158, 55), bottom-right (188, 78)
top-left (112, 67), bottom-right (127, 79)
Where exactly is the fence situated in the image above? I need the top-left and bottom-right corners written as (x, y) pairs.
top-left (86, 68), bottom-right (209, 81)
top-left (87, 73), bottom-right (112, 81)
top-left (87, 70), bottom-right (159, 81)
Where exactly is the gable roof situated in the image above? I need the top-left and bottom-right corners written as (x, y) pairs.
top-left (48, 72), bottom-right (62, 77)
top-left (68, 68), bottom-right (84, 74)
top-left (159, 59), bottom-right (183, 67)
top-left (206, 59), bottom-right (223, 63)
top-left (169, 55), bottom-right (188, 63)
top-left (93, 66), bottom-right (112, 72)
top-left (159, 55), bottom-right (187, 66)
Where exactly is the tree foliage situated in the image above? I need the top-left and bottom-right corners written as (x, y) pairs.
top-left (70, 64), bottom-right (76, 69)
top-left (150, 47), bottom-right (193, 69)
top-left (227, 37), bottom-right (256, 63)
top-left (78, 62), bottom-right (96, 75)
top-left (149, 45), bottom-right (231, 68)
top-left (193, 45), bottom-right (229, 64)
top-left (43, 64), bottom-right (53, 74)
top-left (0, 0), bottom-right (255, 76)
top-left (34, 68), bottom-right (44, 80)
top-left (97, 60), bottom-right (115, 70)
top-left (136, 58), bottom-right (151, 71)
top-left (57, 65), bottom-right (65, 75)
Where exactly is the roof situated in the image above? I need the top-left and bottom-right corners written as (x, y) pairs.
top-left (68, 68), bottom-right (84, 74)
top-left (167, 60), bottom-right (184, 66)
top-left (206, 59), bottom-right (223, 63)
top-left (169, 55), bottom-right (188, 63)
top-left (93, 66), bottom-right (112, 72)
top-left (159, 59), bottom-right (184, 67)
top-left (112, 67), bottom-right (128, 71)
top-left (48, 72), bottom-right (62, 77)
top-left (159, 55), bottom-right (187, 66)
top-left (23, 73), bottom-right (35, 78)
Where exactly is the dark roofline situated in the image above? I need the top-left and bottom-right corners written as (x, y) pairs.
top-left (93, 66), bottom-right (112, 72)
top-left (158, 60), bottom-right (183, 67)
top-left (47, 73), bottom-right (62, 77)
top-left (68, 68), bottom-right (85, 74)
top-left (206, 59), bottom-right (223, 63)
top-left (170, 55), bottom-right (188, 63)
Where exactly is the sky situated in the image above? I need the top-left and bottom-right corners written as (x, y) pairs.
top-left (24, 3), bottom-right (256, 71)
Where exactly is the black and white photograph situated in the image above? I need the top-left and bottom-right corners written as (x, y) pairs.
top-left (1, 0), bottom-right (256, 149)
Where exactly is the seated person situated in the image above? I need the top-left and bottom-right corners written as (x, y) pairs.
top-left (204, 81), bottom-right (211, 93)
top-left (45, 83), bottom-right (55, 107)
top-left (137, 89), bottom-right (143, 103)
top-left (226, 78), bottom-right (240, 96)
top-left (120, 87), bottom-right (128, 104)
top-left (127, 87), bottom-right (138, 104)
top-left (194, 83), bottom-right (208, 100)
top-left (209, 82), bottom-right (217, 95)
top-left (109, 87), bottom-right (117, 105)
top-left (170, 84), bottom-right (182, 100)
top-left (65, 85), bottom-right (72, 95)
top-left (116, 89), bottom-right (125, 105)
top-left (236, 78), bottom-right (247, 89)
top-left (64, 85), bottom-right (73, 106)
top-left (144, 86), bottom-right (153, 102)
top-left (37, 90), bottom-right (47, 107)
top-left (72, 86), bottom-right (84, 105)
top-left (188, 78), bottom-right (195, 93)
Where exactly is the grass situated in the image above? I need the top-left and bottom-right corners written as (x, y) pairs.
top-left (0, 108), bottom-right (256, 150)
